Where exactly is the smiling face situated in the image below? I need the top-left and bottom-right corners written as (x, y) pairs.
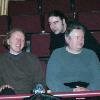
top-left (48, 16), bottom-right (66, 34)
top-left (65, 29), bottom-right (85, 52)
top-left (7, 31), bottom-right (25, 55)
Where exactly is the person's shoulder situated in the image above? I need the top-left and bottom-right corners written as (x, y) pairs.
top-left (0, 53), bottom-right (7, 62)
top-left (83, 48), bottom-right (100, 63)
top-left (52, 47), bottom-right (66, 55)
top-left (83, 48), bottom-right (96, 53)
top-left (0, 53), bottom-right (6, 57)
top-left (23, 52), bottom-right (38, 59)
top-left (23, 52), bottom-right (36, 56)
top-left (54, 46), bottom-right (65, 51)
top-left (83, 48), bottom-right (98, 57)
top-left (51, 32), bottom-right (65, 36)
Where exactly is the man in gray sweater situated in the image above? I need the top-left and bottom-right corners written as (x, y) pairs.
top-left (46, 22), bottom-right (100, 93)
top-left (0, 28), bottom-right (45, 94)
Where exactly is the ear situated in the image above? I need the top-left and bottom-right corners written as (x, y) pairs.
top-left (62, 19), bottom-right (67, 30)
top-left (7, 39), bottom-right (10, 45)
top-left (63, 19), bottom-right (67, 25)
top-left (63, 18), bottom-right (65, 22)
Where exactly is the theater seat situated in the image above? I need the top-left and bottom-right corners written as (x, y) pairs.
top-left (11, 15), bottom-right (41, 33)
top-left (8, 0), bottom-right (39, 15)
top-left (0, 36), bottom-right (7, 53)
top-left (31, 34), bottom-right (50, 57)
top-left (31, 34), bottom-right (50, 79)
top-left (75, 0), bottom-right (100, 12)
top-left (0, 15), bottom-right (8, 35)
top-left (91, 31), bottom-right (100, 44)
top-left (43, 0), bottom-right (71, 14)
top-left (78, 12), bottom-right (100, 30)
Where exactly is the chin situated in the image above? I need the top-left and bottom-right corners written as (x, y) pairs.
top-left (77, 45), bottom-right (83, 49)
top-left (77, 48), bottom-right (82, 51)
top-left (15, 49), bottom-right (22, 53)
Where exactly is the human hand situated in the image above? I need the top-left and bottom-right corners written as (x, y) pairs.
top-left (47, 89), bottom-right (52, 94)
top-left (0, 85), bottom-right (14, 92)
top-left (73, 86), bottom-right (90, 100)
top-left (73, 86), bottom-right (90, 92)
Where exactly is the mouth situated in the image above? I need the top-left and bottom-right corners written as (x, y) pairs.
top-left (15, 44), bottom-right (21, 48)
top-left (52, 28), bottom-right (56, 32)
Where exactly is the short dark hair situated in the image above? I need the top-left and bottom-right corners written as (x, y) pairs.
top-left (48, 10), bottom-right (67, 22)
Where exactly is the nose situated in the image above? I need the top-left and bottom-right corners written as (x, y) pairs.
top-left (51, 24), bottom-right (56, 30)
top-left (16, 38), bottom-right (21, 43)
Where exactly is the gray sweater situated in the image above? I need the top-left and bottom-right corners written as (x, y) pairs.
top-left (0, 52), bottom-right (45, 94)
top-left (46, 47), bottom-right (100, 92)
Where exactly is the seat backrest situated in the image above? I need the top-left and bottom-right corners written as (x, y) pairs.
top-left (31, 34), bottom-right (50, 57)
top-left (0, 36), bottom-right (7, 53)
top-left (0, 15), bottom-right (8, 35)
top-left (75, 0), bottom-right (100, 12)
top-left (8, 0), bottom-right (39, 15)
top-left (43, 0), bottom-right (71, 14)
top-left (91, 31), bottom-right (100, 44)
top-left (78, 12), bottom-right (100, 30)
top-left (11, 15), bottom-right (41, 33)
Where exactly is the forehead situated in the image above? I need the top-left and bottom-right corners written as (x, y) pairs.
top-left (11, 31), bottom-right (25, 37)
top-left (48, 16), bottom-right (61, 23)
top-left (69, 29), bottom-right (84, 37)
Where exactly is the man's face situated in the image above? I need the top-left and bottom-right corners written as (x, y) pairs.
top-left (65, 29), bottom-right (84, 51)
top-left (48, 16), bottom-right (65, 34)
top-left (7, 31), bottom-right (25, 54)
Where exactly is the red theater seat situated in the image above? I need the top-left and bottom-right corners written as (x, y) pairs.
top-left (40, 60), bottom-right (47, 79)
top-left (75, 0), bottom-right (100, 12)
top-left (0, 36), bottom-right (7, 53)
top-left (31, 34), bottom-right (50, 57)
top-left (11, 15), bottom-right (41, 33)
top-left (78, 12), bottom-right (100, 30)
top-left (31, 34), bottom-right (50, 78)
top-left (43, 0), bottom-right (71, 14)
top-left (91, 31), bottom-right (100, 44)
top-left (0, 15), bottom-right (8, 35)
top-left (8, 0), bottom-right (39, 15)
top-left (44, 14), bottom-right (51, 33)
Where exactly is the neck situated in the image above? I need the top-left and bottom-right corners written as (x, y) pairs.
top-left (9, 51), bottom-right (22, 55)
top-left (66, 46), bottom-right (82, 54)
